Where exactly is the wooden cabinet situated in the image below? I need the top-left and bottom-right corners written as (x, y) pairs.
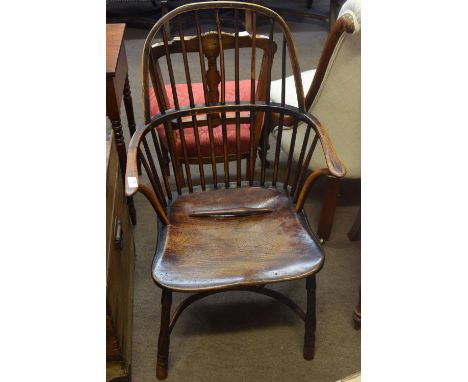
top-left (107, 134), bottom-right (135, 382)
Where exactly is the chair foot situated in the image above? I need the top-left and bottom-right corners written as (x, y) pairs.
top-left (156, 363), bottom-right (168, 380)
top-left (156, 289), bottom-right (172, 380)
top-left (303, 275), bottom-right (316, 360)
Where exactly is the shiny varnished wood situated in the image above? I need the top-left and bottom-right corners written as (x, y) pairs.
top-left (153, 186), bottom-right (323, 291)
top-left (106, 23), bottom-right (126, 76)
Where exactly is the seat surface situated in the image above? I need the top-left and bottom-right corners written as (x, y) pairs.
top-left (152, 186), bottom-right (324, 291)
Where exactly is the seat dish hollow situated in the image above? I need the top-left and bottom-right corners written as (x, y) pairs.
top-left (152, 186), bottom-right (324, 292)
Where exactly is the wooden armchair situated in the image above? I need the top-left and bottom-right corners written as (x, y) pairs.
top-left (128, 2), bottom-right (346, 379)
top-left (270, 0), bottom-right (361, 240)
top-left (146, 5), bottom-right (277, 186)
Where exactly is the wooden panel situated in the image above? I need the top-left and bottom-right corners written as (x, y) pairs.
top-left (107, 23), bottom-right (126, 77)
top-left (106, 44), bottom-right (128, 118)
top-left (106, 133), bottom-right (134, 380)
top-left (106, 139), bottom-right (119, 276)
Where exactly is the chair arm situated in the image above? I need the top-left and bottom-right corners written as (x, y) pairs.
top-left (307, 113), bottom-right (346, 179)
top-left (125, 123), bottom-right (147, 197)
top-left (125, 121), bottom-right (170, 225)
top-left (295, 168), bottom-right (330, 212)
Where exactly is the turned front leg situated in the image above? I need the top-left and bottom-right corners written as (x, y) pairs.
top-left (157, 289), bottom-right (172, 380)
top-left (123, 75), bottom-right (141, 175)
top-left (303, 275), bottom-right (316, 360)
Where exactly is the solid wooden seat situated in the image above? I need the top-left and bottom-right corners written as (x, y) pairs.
top-left (153, 186), bottom-right (323, 291)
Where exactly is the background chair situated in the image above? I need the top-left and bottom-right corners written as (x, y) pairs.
top-left (127, 1), bottom-right (346, 379)
top-left (146, 5), bottom-right (278, 186)
top-left (270, 0), bottom-right (361, 240)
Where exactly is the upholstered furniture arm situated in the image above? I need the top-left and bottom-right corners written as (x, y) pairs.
top-left (304, 3), bottom-right (359, 111)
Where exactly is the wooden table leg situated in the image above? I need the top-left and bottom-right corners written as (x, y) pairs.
top-left (123, 75), bottom-right (141, 175)
top-left (110, 117), bottom-right (137, 225)
top-left (123, 75), bottom-right (136, 137)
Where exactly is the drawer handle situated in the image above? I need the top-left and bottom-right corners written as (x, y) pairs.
top-left (115, 218), bottom-right (123, 249)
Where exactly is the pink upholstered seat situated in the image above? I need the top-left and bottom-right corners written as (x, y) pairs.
top-left (150, 80), bottom-right (256, 157)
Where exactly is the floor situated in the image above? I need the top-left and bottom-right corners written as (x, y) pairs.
top-left (108, 2), bottom-right (360, 380)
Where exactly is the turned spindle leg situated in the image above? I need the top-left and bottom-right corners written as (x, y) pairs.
top-left (123, 75), bottom-right (141, 175)
top-left (157, 289), bottom-right (172, 380)
top-left (111, 118), bottom-right (137, 225)
top-left (303, 275), bottom-right (316, 360)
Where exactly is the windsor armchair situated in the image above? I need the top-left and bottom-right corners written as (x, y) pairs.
top-left (127, 2), bottom-right (346, 379)
top-left (270, 0), bottom-right (361, 240)
top-left (146, 5), bottom-right (277, 185)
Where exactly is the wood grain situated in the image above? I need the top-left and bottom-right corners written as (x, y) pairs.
top-left (152, 186), bottom-right (323, 292)
top-left (106, 23), bottom-right (126, 77)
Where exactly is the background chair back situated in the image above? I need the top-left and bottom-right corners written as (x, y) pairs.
top-left (141, 1), bottom-right (309, 188)
top-left (306, 0), bottom-right (361, 177)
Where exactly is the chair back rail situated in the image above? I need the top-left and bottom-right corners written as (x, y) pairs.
top-left (126, 102), bottom-right (346, 225)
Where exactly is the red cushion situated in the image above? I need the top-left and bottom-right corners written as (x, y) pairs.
top-left (149, 80), bottom-right (256, 157)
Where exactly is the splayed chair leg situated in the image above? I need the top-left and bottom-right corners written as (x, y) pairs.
top-left (303, 275), bottom-right (316, 360)
top-left (317, 176), bottom-right (340, 241)
top-left (157, 289), bottom-right (172, 380)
